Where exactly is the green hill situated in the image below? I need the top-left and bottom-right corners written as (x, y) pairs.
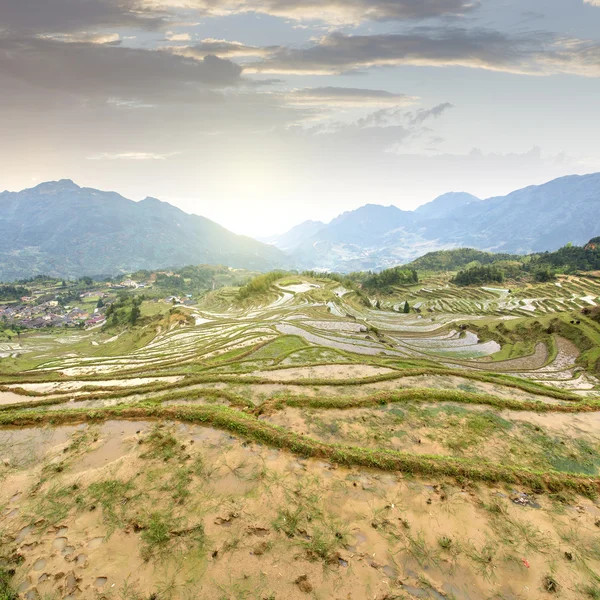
top-left (0, 180), bottom-right (288, 280)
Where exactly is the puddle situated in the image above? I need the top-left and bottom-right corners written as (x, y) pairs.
top-left (52, 537), bottom-right (68, 550)
top-left (94, 577), bottom-right (108, 587)
top-left (65, 572), bottom-right (78, 590)
top-left (0, 426), bottom-right (80, 468)
top-left (62, 546), bottom-right (75, 556)
top-left (33, 558), bottom-right (46, 571)
top-left (16, 525), bottom-right (32, 544)
top-left (70, 420), bottom-right (148, 473)
top-left (87, 537), bottom-right (104, 549)
top-left (382, 565), bottom-right (398, 579)
top-left (76, 553), bottom-right (88, 566)
top-left (345, 530), bottom-right (368, 552)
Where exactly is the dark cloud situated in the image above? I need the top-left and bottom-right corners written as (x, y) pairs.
top-left (0, 0), bottom-right (166, 33)
top-left (250, 29), bottom-right (532, 74)
top-left (0, 0), bottom-right (479, 36)
top-left (182, 0), bottom-right (479, 23)
top-left (250, 28), bottom-right (600, 76)
top-left (0, 36), bottom-right (243, 104)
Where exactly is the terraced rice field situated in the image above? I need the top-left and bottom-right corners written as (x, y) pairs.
top-left (1, 275), bottom-right (600, 599)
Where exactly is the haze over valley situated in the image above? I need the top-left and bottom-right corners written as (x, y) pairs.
top-left (2, 172), bottom-right (599, 279)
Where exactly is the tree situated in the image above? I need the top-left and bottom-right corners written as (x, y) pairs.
top-left (96, 298), bottom-right (104, 309)
top-left (534, 268), bottom-right (555, 282)
top-left (403, 301), bottom-right (410, 313)
top-left (129, 305), bottom-right (141, 325)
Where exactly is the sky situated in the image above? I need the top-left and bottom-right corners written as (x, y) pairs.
top-left (1, 0), bottom-right (600, 237)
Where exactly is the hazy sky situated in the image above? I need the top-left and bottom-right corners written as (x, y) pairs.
top-left (1, 0), bottom-right (600, 236)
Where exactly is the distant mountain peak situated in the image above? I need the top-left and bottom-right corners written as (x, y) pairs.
top-left (270, 171), bottom-right (600, 271)
top-left (33, 179), bottom-right (81, 193)
top-left (415, 191), bottom-right (480, 219)
top-left (140, 196), bottom-right (167, 206)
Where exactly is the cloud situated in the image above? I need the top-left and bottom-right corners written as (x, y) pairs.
top-left (285, 87), bottom-right (417, 107)
top-left (166, 31), bottom-right (191, 41)
top-left (0, 36), bottom-right (244, 104)
top-left (407, 102), bottom-right (454, 124)
top-left (353, 102), bottom-right (453, 129)
top-left (1, 0), bottom-right (479, 35)
top-left (583, 0), bottom-right (600, 5)
top-left (155, 0), bottom-right (479, 26)
top-left (169, 38), bottom-right (271, 59)
top-left (287, 101), bottom-right (453, 158)
top-left (0, 0), bottom-right (166, 33)
top-left (37, 32), bottom-right (121, 44)
top-left (107, 98), bottom-right (156, 109)
top-left (248, 28), bottom-right (600, 77)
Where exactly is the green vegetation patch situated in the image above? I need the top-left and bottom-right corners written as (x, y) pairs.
top-left (249, 336), bottom-right (308, 361)
top-left (1, 404), bottom-right (598, 497)
top-left (237, 271), bottom-right (287, 300)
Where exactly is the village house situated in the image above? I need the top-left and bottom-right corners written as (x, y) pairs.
top-left (120, 279), bottom-right (139, 288)
top-left (85, 315), bottom-right (106, 327)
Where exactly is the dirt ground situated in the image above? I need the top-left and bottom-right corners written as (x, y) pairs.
top-left (1, 420), bottom-right (599, 600)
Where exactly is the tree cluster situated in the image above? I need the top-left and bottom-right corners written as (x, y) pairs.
top-left (361, 267), bottom-right (418, 292)
top-left (0, 285), bottom-right (31, 301)
top-left (238, 271), bottom-right (287, 300)
top-left (105, 294), bottom-right (143, 327)
top-left (451, 265), bottom-right (504, 286)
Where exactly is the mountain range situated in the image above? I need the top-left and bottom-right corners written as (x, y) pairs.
top-left (0, 180), bottom-right (286, 280)
top-left (267, 173), bottom-right (600, 271)
top-left (1, 173), bottom-right (599, 280)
